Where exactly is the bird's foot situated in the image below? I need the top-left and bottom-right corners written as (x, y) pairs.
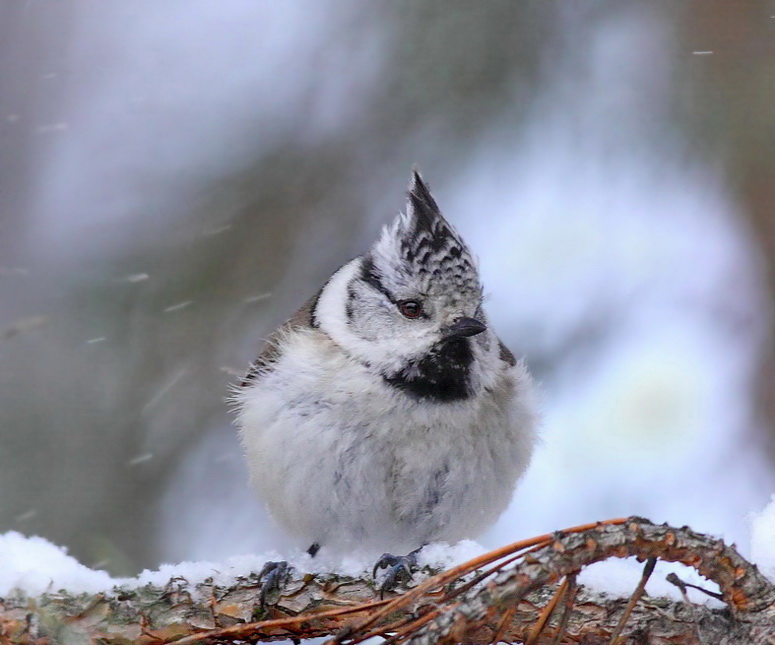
top-left (372, 549), bottom-right (421, 598)
top-left (257, 560), bottom-right (291, 606)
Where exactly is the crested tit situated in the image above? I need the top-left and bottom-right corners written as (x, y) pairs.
top-left (234, 170), bottom-right (537, 562)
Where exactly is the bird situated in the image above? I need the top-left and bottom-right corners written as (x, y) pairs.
top-left (233, 169), bottom-right (537, 594)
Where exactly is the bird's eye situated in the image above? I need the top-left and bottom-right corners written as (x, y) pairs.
top-left (398, 300), bottom-right (423, 319)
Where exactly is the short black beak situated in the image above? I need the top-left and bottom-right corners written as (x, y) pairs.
top-left (445, 317), bottom-right (487, 339)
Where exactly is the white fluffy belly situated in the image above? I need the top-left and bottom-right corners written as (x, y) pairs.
top-left (235, 333), bottom-right (531, 554)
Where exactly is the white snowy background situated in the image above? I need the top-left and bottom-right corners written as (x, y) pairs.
top-left (1, 0), bottom-right (774, 597)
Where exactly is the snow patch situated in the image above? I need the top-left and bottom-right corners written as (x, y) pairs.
top-left (418, 540), bottom-right (487, 571)
top-left (0, 532), bottom-right (114, 596)
top-left (578, 558), bottom-right (723, 606)
top-left (750, 495), bottom-right (775, 581)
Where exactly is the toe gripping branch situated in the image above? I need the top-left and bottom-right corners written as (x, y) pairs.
top-left (373, 548), bottom-right (422, 598)
top-left (257, 560), bottom-right (291, 607)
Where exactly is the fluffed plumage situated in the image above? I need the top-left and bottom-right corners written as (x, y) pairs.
top-left (233, 169), bottom-right (537, 555)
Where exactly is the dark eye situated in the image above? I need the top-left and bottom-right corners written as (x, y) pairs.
top-left (398, 300), bottom-right (423, 319)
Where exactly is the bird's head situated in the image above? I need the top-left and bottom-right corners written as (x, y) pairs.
top-left (314, 170), bottom-right (494, 401)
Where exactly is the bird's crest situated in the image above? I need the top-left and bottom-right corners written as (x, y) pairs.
top-left (368, 170), bottom-right (481, 300)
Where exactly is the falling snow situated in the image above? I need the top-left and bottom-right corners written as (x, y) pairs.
top-left (124, 273), bottom-right (150, 283)
top-left (127, 453), bottom-right (154, 467)
top-left (163, 301), bottom-right (193, 313)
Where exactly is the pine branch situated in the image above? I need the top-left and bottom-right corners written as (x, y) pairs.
top-left (1, 518), bottom-right (773, 644)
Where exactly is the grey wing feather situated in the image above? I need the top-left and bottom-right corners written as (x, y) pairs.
top-left (240, 291), bottom-right (320, 387)
top-left (498, 339), bottom-right (517, 367)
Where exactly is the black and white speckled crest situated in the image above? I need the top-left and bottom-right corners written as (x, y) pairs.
top-left (366, 170), bottom-right (482, 304)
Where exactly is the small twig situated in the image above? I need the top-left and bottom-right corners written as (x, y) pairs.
top-left (380, 601), bottom-right (463, 645)
top-left (490, 604), bottom-right (517, 645)
top-left (666, 572), bottom-right (725, 601)
top-left (443, 552), bottom-right (524, 601)
top-left (360, 593), bottom-right (447, 645)
top-left (607, 557), bottom-right (656, 645)
top-left (169, 599), bottom-right (391, 645)
top-left (549, 573), bottom-right (577, 645)
top-left (526, 577), bottom-right (570, 645)
top-left (666, 571), bottom-right (704, 643)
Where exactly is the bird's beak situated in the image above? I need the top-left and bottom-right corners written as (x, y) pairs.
top-left (445, 317), bottom-right (487, 339)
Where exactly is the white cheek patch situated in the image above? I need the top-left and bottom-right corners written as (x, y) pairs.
top-left (314, 258), bottom-right (433, 372)
top-left (314, 260), bottom-right (360, 333)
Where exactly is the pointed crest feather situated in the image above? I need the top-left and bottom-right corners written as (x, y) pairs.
top-left (366, 169), bottom-right (481, 300)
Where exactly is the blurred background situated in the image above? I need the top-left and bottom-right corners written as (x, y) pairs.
top-left (2, 0), bottom-right (775, 576)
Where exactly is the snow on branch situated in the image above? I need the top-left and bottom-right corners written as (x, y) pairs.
top-left (1, 518), bottom-right (774, 644)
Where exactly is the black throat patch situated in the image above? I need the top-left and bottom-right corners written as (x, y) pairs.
top-left (384, 338), bottom-right (474, 402)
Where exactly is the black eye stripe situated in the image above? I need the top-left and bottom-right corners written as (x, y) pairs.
top-left (359, 255), bottom-right (396, 302)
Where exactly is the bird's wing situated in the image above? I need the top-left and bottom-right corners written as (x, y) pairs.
top-left (240, 291), bottom-right (321, 387)
top-left (497, 338), bottom-right (517, 367)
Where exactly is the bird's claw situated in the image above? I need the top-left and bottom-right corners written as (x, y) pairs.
top-left (257, 560), bottom-right (291, 606)
top-left (372, 551), bottom-right (419, 598)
